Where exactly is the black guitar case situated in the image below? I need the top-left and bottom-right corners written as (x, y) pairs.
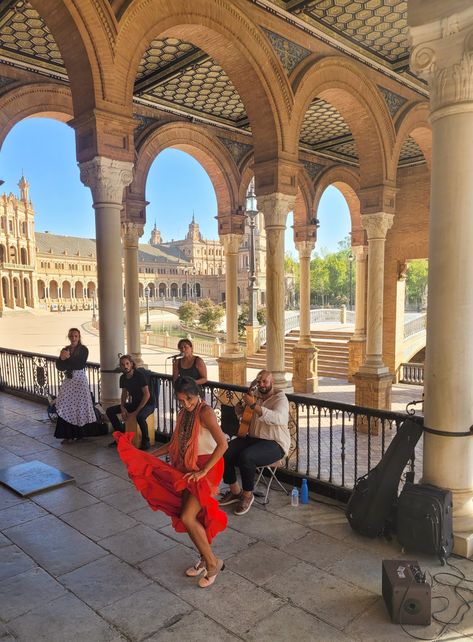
top-left (346, 417), bottom-right (423, 537)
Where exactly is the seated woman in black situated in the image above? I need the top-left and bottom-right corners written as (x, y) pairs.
top-left (172, 339), bottom-right (207, 395)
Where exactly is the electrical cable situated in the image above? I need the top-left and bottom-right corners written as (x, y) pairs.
top-left (397, 558), bottom-right (473, 640)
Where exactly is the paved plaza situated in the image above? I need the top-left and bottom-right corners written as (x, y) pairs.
top-left (1, 393), bottom-right (473, 642)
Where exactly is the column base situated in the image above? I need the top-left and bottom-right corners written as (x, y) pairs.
top-left (348, 337), bottom-right (366, 382)
top-left (292, 344), bottom-right (318, 393)
top-left (353, 370), bottom-right (392, 435)
top-left (273, 371), bottom-right (290, 389)
top-left (217, 354), bottom-right (247, 387)
top-left (246, 325), bottom-right (260, 357)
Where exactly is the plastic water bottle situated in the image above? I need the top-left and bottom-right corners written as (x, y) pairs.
top-left (301, 478), bottom-right (309, 505)
top-left (291, 487), bottom-right (299, 507)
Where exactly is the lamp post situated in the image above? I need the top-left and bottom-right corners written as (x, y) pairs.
top-left (92, 290), bottom-right (97, 322)
top-left (246, 183), bottom-right (259, 327)
top-left (144, 286), bottom-right (151, 331)
top-left (348, 253), bottom-right (354, 311)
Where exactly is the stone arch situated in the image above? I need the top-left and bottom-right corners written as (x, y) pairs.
top-left (291, 56), bottom-right (395, 186)
top-left (313, 166), bottom-right (362, 245)
top-left (138, 283), bottom-right (144, 298)
top-left (391, 102), bottom-right (432, 174)
top-left (49, 280), bottom-right (59, 299)
top-left (0, 244), bottom-right (5, 261)
top-left (0, 83), bottom-right (73, 151)
top-left (132, 122), bottom-right (239, 217)
top-left (116, 0), bottom-right (292, 161)
top-left (9, 245), bottom-right (17, 263)
top-left (37, 280), bottom-right (46, 299)
top-left (170, 283), bottom-right (178, 298)
top-left (62, 281), bottom-right (71, 299)
top-left (158, 282), bottom-right (166, 297)
top-left (75, 281), bottom-right (84, 298)
top-left (2, 276), bottom-right (10, 307)
top-left (87, 281), bottom-right (96, 297)
top-left (12, 277), bottom-right (20, 305)
top-left (28, 0), bottom-right (115, 115)
top-left (20, 247), bottom-right (28, 265)
top-left (293, 167), bottom-right (315, 229)
top-left (23, 278), bottom-right (31, 306)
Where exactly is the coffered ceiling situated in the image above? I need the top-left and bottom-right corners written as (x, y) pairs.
top-left (0, 0), bottom-right (425, 169)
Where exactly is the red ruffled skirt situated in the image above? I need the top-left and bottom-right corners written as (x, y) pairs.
top-left (114, 432), bottom-right (227, 543)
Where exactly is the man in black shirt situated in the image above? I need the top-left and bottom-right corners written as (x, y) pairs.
top-left (106, 355), bottom-right (154, 450)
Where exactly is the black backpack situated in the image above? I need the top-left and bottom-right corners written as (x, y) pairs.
top-left (346, 418), bottom-right (423, 537)
top-left (136, 367), bottom-right (160, 407)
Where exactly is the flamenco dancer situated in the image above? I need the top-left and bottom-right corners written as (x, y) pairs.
top-left (114, 376), bottom-right (228, 587)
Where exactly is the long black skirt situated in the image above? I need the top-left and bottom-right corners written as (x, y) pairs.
top-left (54, 416), bottom-right (106, 440)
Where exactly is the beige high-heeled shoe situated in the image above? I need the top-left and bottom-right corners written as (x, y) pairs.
top-left (185, 557), bottom-right (206, 577)
top-left (198, 558), bottom-right (225, 588)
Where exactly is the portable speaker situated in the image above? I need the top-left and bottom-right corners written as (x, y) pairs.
top-left (382, 559), bottom-right (431, 626)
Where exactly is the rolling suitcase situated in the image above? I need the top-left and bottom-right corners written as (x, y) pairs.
top-left (397, 482), bottom-right (453, 565)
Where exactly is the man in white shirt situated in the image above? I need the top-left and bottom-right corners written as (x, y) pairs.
top-left (219, 370), bottom-right (290, 516)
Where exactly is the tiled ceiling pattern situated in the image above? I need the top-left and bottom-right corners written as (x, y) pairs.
top-left (399, 135), bottom-right (425, 166)
top-left (300, 98), bottom-right (358, 162)
top-left (282, 0), bottom-right (409, 70)
top-left (0, 0), bottom-right (64, 70)
top-left (136, 48), bottom-right (248, 126)
top-left (0, 1), bottom-right (423, 166)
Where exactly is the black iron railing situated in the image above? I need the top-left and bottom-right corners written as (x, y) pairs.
top-left (0, 346), bottom-right (100, 403)
top-left (0, 346), bottom-right (422, 502)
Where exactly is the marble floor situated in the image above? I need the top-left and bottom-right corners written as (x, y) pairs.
top-left (0, 393), bottom-right (471, 642)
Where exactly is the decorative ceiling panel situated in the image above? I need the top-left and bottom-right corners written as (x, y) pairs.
top-left (136, 38), bottom-right (199, 82)
top-left (300, 98), bottom-right (351, 146)
top-left (279, 0), bottom-right (409, 68)
top-left (139, 58), bottom-right (248, 125)
top-left (0, 0), bottom-right (64, 71)
top-left (398, 135), bottom-right (425, 166)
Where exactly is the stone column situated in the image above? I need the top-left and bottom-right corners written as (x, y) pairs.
top-left (79, 156), bottom-right (133, 406)
top-left (348, 245), bottom-right (368, 381)
top-left (258, 193), bottom-right (295, 388)
top-left (292, 239), bottom-right (318, 393)
top-left (409, 1), bottom-right (473, 555)
top-left (217, 233), bottom-right (246, 385)
top-left (354, 213), bottom-right (393, 422)
top-left (122, 221), bottom-right (144, 367)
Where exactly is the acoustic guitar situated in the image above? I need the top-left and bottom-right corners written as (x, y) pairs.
top-left (237, 381), bottom-right (258, 437)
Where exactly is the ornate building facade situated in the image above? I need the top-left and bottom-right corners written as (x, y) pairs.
top-left (0, 177), bottom-right (267, 313)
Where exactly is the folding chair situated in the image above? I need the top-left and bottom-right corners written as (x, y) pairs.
top-left (254, 460), bottom-right (289, 505)
top-left (253, 401), bottom-right (298, 505)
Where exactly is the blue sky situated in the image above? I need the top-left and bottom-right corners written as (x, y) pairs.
top-left (0, 118), bottom-right (350, 255)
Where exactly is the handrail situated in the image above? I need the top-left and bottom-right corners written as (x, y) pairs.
top-left (0, 345), bottom-right (422, 502)
top-left (404, 314), bottom-right (427, 339)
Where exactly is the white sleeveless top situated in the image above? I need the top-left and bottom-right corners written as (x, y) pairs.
top-left (197, 425), bottom-right (216, 455)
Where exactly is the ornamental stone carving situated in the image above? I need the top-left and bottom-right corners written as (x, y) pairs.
top-left (79, 157), bottom-right (134, 205)
top-left (121, 222), bottom-right (144, 248)
top-left (361, 213), bottom-right (394, 240)
top-left (220, 233), bottom-right (243, 255)
top-left (409, 6), bottom-right (473, 113)
top-left (295, 240), bottom-right (315, 259)
top-left (258, 193), bottom-right (296, 228)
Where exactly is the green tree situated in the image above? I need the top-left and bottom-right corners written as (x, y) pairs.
top-left (198, 299), bottom-right (225, 332)
top-left (406, 259), bottom-right (428, 310)
top-left (178, 301), bottom-right (199, 326)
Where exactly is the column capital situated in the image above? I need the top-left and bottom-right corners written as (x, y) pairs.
top-left (361, 212), bottom-right (394, 240)
top-left (294, 223), bottom-right (317, 246)
top-left (258, 192), bottom-right (296, 228)
top-left (352, 244), bottom-right (368, 261)
top-left (121, 221), bottom-right (144, 248)
top-left (219, 233), bottom-right (243, 254)
top-left (409, 4), bottom-right (473, 114)
top-left (79, 156), bottom-right (133, 205)
top-left (295, 240), bottom-right (315, 259)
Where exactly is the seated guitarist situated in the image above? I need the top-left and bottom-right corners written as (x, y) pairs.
top-left (219, 370), bottom-right (289, 516)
